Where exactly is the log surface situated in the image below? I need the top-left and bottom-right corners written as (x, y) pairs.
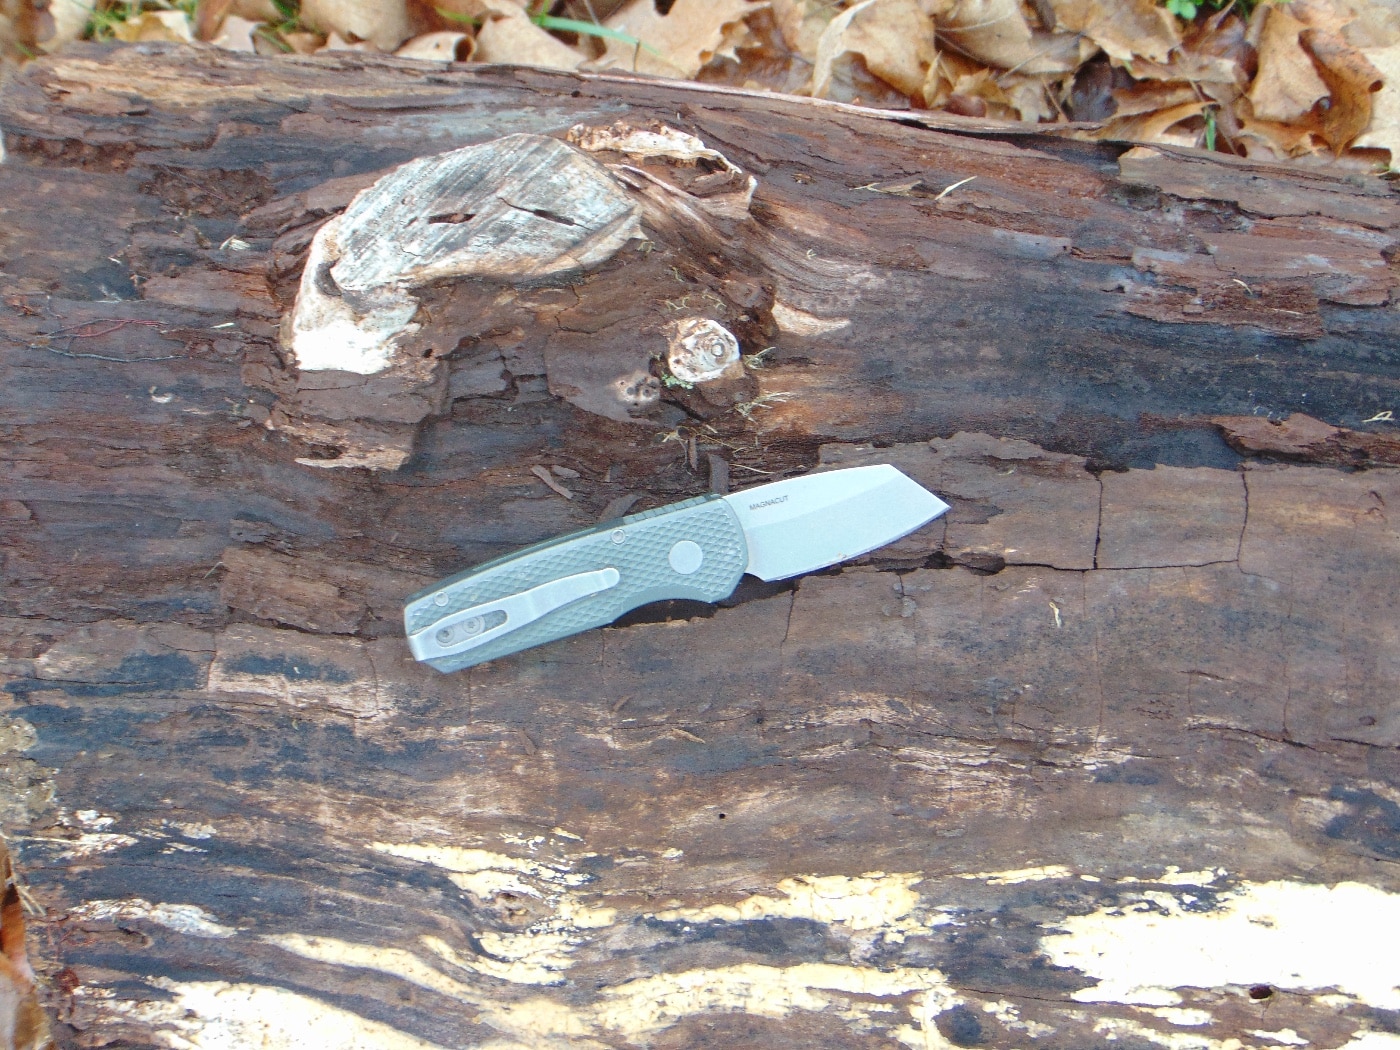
top-left (1, 43), bottom-right (1399, 1050)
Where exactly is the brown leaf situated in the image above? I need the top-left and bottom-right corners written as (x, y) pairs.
top-left (1049, 0), bottom-right (1181, 64)
top-left (38, 0), bottom-right (94, 51)
top-left (0, 844), bottom-right (49, 1050)
top-left (1336, 0), bottom-right (1400, 50)
top-left (941, 0), bottom-right (1084, 74)
top-left (1129, 9), bottom-right (1251, 103)
top-left (769, 0), bottom-right (833, 64)
top-left (1355, 40), bottom-right (1400, 162)
top-left (1097, 99), bottom-right (1207, 146)
top-left (396, 29), bottom-right (473, 61)
top-left (476, 2), bottom-right (586, 69)
top-left (193, 0), bottom-right (232, 41)
top-left (1234, 114), bottom-right (1324, 160)
top-left (1246, 5), bottom-right (1330, 123)
top-left (211, 13), bottom-right (260, 50)
top-left (300, 0), bottom-right (411, 51)
top-left (601, 0), bottom-right (764, 79)
top-left (1300, 26), bottom-right (1383, 152)
top-left (317, 30), bottom-right (378, 50)
top-left (811, 0), bottom-right (935, 101)
top-left (283, 29), bottom-right (327, 52)
top-left (194, 0), bottom-right (277, 40)
top-left (112, 10), bottom-right (195, 42)
top-left (1110, 80), bottom-right (1197, 118)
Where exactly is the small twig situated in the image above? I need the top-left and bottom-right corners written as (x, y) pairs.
top-left (31, 344), bottom-right (180, 363)
top-left (46, 318), bottom-right (163, 338)
top-left (745, 346), bottom-right (776, 370)
top-left (531, 464), bottom-right (575, 500)
top-left (25, 317), bottom-right (182, 362)
top-left (15, 883), bottom-right (41, 917)
top-left (1362, 410), bottom-right (1395, 423)
top-left (734, 391), bottom-right (793, 420)
top-left (934, 175), bottom-right (977, 202)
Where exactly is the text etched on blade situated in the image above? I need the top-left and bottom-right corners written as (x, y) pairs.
top-left (749, 495), bottom-right (789, 511)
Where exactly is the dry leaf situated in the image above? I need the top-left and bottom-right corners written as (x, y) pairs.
top-left (194, 0), bottom-right (278, 40)
top-left (1247, 5), bottom-right (1330, 123)
top-left (39, 0), bottom-right (92, 51)
top-left (300, 0), bottom-right (411, 51)
top-left (1049, 0), bottom-right (1181, 65)
top-left (1284, 0), bottom-right (1353, 37)
top-left (396, 29), bottom-right (472, 61)
top-left (1110, 80), bottom-right (1197, 118)
top-left (211, 13), bottom-right (260, 50)
top-left (319, 29), bottom-right (377, 49)
top-left (1001, 73), bottom-right (1058, 121)
top-left (1336, 0), bottom-right (1400, 49)
top-left (769, 0), bottom-right (833, 63)
top-left (1125, 7), bottom-right (1250, 103)
top-left (1300, 26), bottom-right (1383, 152)
top-left (476, 2), bottom-right (585, 69)
top-left (939, 0), bottom-right (1082, 74)
top-left (1099, 98), bottom-right (1206, 146)
top-left (811, 0), bottom-right (936, 101)
top-left (1355, 40), bottom-right (1400, 161)
top-left (193, 0), bottom-right (231, 40)
top-left (601, 0), bottom-right (764, 79)
top-left (0, 843), bottom-right (49, 1050)
top-left (112, 9), bottom-right (194, 42)
top-left (1235, 112), bottom-right (1323, 158)
top-left (941, 67), bottom-right (1015, 118)
top-left (282, 29), bottom-right (325, 52)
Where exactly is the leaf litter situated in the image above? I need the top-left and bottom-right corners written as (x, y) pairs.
top-left (7, 0), bottom-right (1400, 172)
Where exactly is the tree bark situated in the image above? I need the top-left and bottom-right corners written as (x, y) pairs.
top-left (1, 42), bottom-right (1399, 1050)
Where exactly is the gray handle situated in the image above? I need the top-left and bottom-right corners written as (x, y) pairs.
top-left (404, 494), bottom-right (748, 673)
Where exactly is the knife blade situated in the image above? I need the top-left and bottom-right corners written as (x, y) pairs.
top-left (403, 464), bottom-right (949, 673)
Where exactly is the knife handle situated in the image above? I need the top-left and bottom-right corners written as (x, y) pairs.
top-left (404, 493), bottom-right (748, 673)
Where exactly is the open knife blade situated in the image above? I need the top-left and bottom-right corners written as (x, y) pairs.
top-left (403, 464), bottom-right (949, 674)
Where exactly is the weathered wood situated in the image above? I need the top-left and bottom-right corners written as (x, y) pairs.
top-left (0, 43), bottom-right (1399, 1050)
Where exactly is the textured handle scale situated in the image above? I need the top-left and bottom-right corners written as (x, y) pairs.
top-left (404, 494), bottom-right (748, 673)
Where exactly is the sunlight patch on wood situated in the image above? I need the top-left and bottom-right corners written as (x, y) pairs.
top-left (70, 898), bottom-right (237, 938)
top-left (1041, 880), bottom-right (1400, 1010)
top-left (771, 300), bottom-right (850, 335)
top-left (651, 872), bottom-right (941, 936)
top-left (107, 979), bottom-right (454, 1050)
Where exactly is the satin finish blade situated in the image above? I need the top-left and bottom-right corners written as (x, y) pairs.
top-left (723, 464), bottom-right (949, 582)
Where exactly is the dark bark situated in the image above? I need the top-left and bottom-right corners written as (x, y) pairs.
top-left (0, 43), bottom-right (1398, 1050)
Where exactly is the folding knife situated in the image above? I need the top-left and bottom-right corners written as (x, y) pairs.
top-left (403, 464), bottom-right (950, 674)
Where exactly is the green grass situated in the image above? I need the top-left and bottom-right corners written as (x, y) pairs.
top-left (1163, 0), bottom-right (1261, 22)
top-left (439, 2), bottom-right (660, 56)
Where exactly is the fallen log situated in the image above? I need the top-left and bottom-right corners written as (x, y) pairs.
top-left (1, 42), bottom-right (1398, 1050)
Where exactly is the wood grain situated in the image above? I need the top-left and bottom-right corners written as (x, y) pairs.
top-left (0, 43), bottom-right (1398, 1050)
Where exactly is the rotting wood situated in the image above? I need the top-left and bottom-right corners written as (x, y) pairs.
top-left (1214, 410), bottom-right (1400, 467)
top-left (0, 42), bottom-right (1398, 1050)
